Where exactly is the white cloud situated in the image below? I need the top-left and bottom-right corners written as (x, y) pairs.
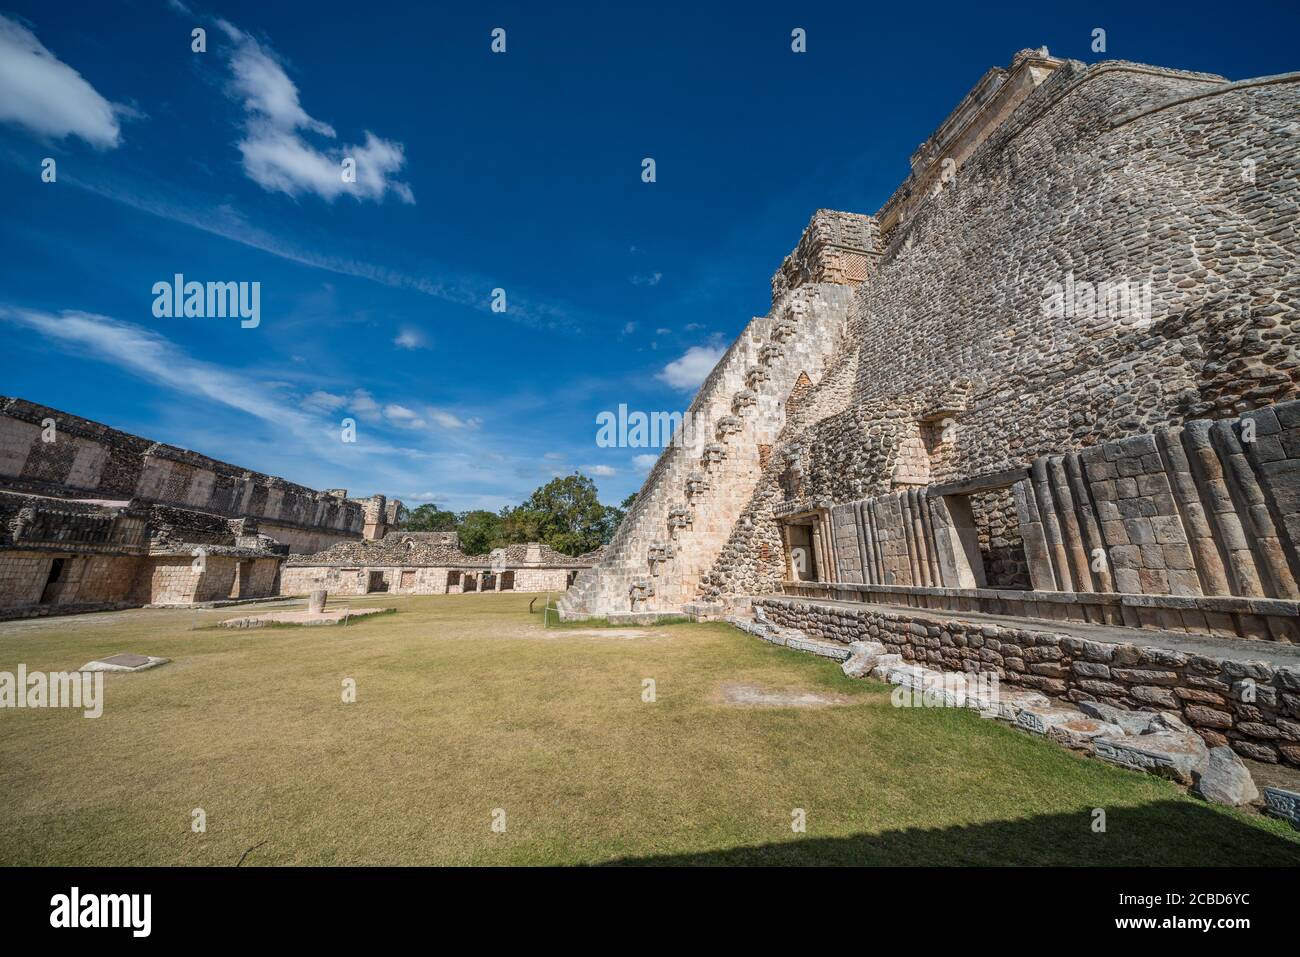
top-left (428, 409), bottom-right (482, 430)
top-left (0, 15), bottom-right (124, 147)
top-left (349, 388), bottom-right (382, 422)
top-left (657, 344), bottom-right (725, 390)
top-left (383, 403), bottom-right (425, 429)
top-left (393, 326), bottom-right (428, 350)
top-left (633, 453), bottom-right (658, 471)
top-left (583, 465), bottom-right (617, 477)
top-left (631, 271), bottom-right (663, 287)
top-left (303, 390), bottom-right (346, 412)
top-left (217, 21), bottom-right (413, 204)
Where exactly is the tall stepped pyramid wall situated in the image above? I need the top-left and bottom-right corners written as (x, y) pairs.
top-left (564, 48), bottom-right (1300, 621)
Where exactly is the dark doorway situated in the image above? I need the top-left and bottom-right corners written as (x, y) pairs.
top-left (500, 571), bottom-right (515, 591)
top-left (366, 570), bottom-right (388, 593)
top-left (40, 558), bottom-right (66, 604)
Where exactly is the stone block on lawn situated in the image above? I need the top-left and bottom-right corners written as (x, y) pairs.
top-left (841, 640), bottom-right (887, 678)
top-left (1092, 731), bottom-right (1209, 785)
top-left (1046, 716), bottom-right (1127, 750)
top-left (79, 653), bottom-right (169, 673)
top-left (1262, 786), bottom-right (1300, 827)
top-left (870, 654), bottom-right (904, 679)
top-left (1192, 747), bottom-right (1259, 807)
top-left (994, 689), bottom-right (1051, 723)
top-left (785, 635), bottom-right (852, 661)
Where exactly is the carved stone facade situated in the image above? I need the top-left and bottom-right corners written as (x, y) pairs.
top-left (0, 398), bottom-right (400, 616)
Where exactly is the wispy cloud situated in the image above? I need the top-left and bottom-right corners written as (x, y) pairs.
top-left (215, 19), bottom-right (413, 204)
top-left (58, 176), bottom-right (579, 331)
top-left (0, 14), bottom-right (126, 147)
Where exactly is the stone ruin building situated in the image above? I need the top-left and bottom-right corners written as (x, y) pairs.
top-left (0, 397), bottom-right (599, 616)
top-left (282, 532), bottom-right (597, 596)
top-left (0, 396), bottom-right (401, 615)
top-left (561, 50), bottom-right (1300, 768)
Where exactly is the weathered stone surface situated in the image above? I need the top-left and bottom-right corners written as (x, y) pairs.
top-left (1092, 731), bottom-right (1209, 785)
top-left (842, 639), bottom-right (888, 677)
top-left (1262, 786), bottom-right (1300, 827)
top-left (80, 654), bottom-right (169, 673)
top-left (1192, 747), bottom-right (1259, 807)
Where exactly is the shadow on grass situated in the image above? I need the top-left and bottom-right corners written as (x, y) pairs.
top-left (596, 801), bottom-right (1300, 866)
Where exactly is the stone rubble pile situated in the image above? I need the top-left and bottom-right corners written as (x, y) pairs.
top-left (731, 609), bottom-right (1265, 808)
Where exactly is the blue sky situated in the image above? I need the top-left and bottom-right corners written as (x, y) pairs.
top-left (1, 1), bottom-right (1296, 511)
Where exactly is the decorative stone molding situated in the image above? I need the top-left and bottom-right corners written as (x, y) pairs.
top-left (667, 505), bottom-right (693, 538)
top-left (745, 366), bottom-right (770, 389)
top-left (759, 343), bottom-right (784, 366)
top-left (772, 319), bottom-right (798, 342)
top-left (715, 416), bottom-right (744, 441)
top-left (701, 443), bottom-right (727, 469)
top-left (685, 472), bottom-right (711, 498)
top-left (732, 389), bottom-right (757, 414)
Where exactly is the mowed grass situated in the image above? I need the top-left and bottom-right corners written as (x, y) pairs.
top-left (1, 593), bottom-right (1297, 866)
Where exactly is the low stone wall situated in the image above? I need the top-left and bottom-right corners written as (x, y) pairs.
top-left (781, 580), bottom-right (1300, 642)
top-left (756, 596), bottom-right (1300, 768)
top-left (279, 564), bottom-right (569, 596)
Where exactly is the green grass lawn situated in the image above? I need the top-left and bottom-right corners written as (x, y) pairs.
top-left (1, 593), bottom-right (1297, 866)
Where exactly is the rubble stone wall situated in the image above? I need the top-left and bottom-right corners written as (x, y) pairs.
top-left (758, 596), bottom-right (1300, 768)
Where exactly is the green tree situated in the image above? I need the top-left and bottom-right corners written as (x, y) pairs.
top-left (403, 503), bottom-right (458, 532)
top-left (457, 509), bottom-right (503, 555)
top-left (512, 473), bottom-right (622, 555)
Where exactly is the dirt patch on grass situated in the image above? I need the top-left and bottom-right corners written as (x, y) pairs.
top-left (551, 628), bottom-right (652, 640)
top-left (716, 681), bottom-right (851, 709)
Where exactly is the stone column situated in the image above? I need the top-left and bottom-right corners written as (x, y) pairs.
top-left (1013, 478), bottom-right (1057, 592)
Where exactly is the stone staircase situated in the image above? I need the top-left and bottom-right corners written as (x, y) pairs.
top-left (560, 283), bottom-right (856, 619)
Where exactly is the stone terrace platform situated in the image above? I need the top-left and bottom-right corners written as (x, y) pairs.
top-left (751, 594), bottom-right (1300, 767)
top-left (764, 595), bottom-right (1300, 670)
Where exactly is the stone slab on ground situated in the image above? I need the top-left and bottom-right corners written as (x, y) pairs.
top-left (784, 634), bottom-right (851, 660)
top-left (80, 653), bottom-right (169, 673)
top-left (718, 681), bottom-right (850, 709)
top-left (1092, 731), bottom-right (1209, 785)
top-left (219, 607), bottom-right (393, 628)
top-left (1262, 786), bottom-right (1300, 827)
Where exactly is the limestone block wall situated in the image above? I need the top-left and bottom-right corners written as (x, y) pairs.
top-left (758, 596), bottom-right (1300, 768)
top-left (512, 568), bottom-right (572, 592)
top-left (702, 58), bottom-right (1300, 605)
top-left (0, 397), bottom-right (393, 553)
top-left (142, 559), bottom-right (205, 605)
top-left (1017, 400), bottom-right (1300, 600)
top-left (280, 565), bottom-right (370, 597)
top-left (0, 551), bottom-right (58, 606)
top-left (560, 277), bottom-right (859, 618)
